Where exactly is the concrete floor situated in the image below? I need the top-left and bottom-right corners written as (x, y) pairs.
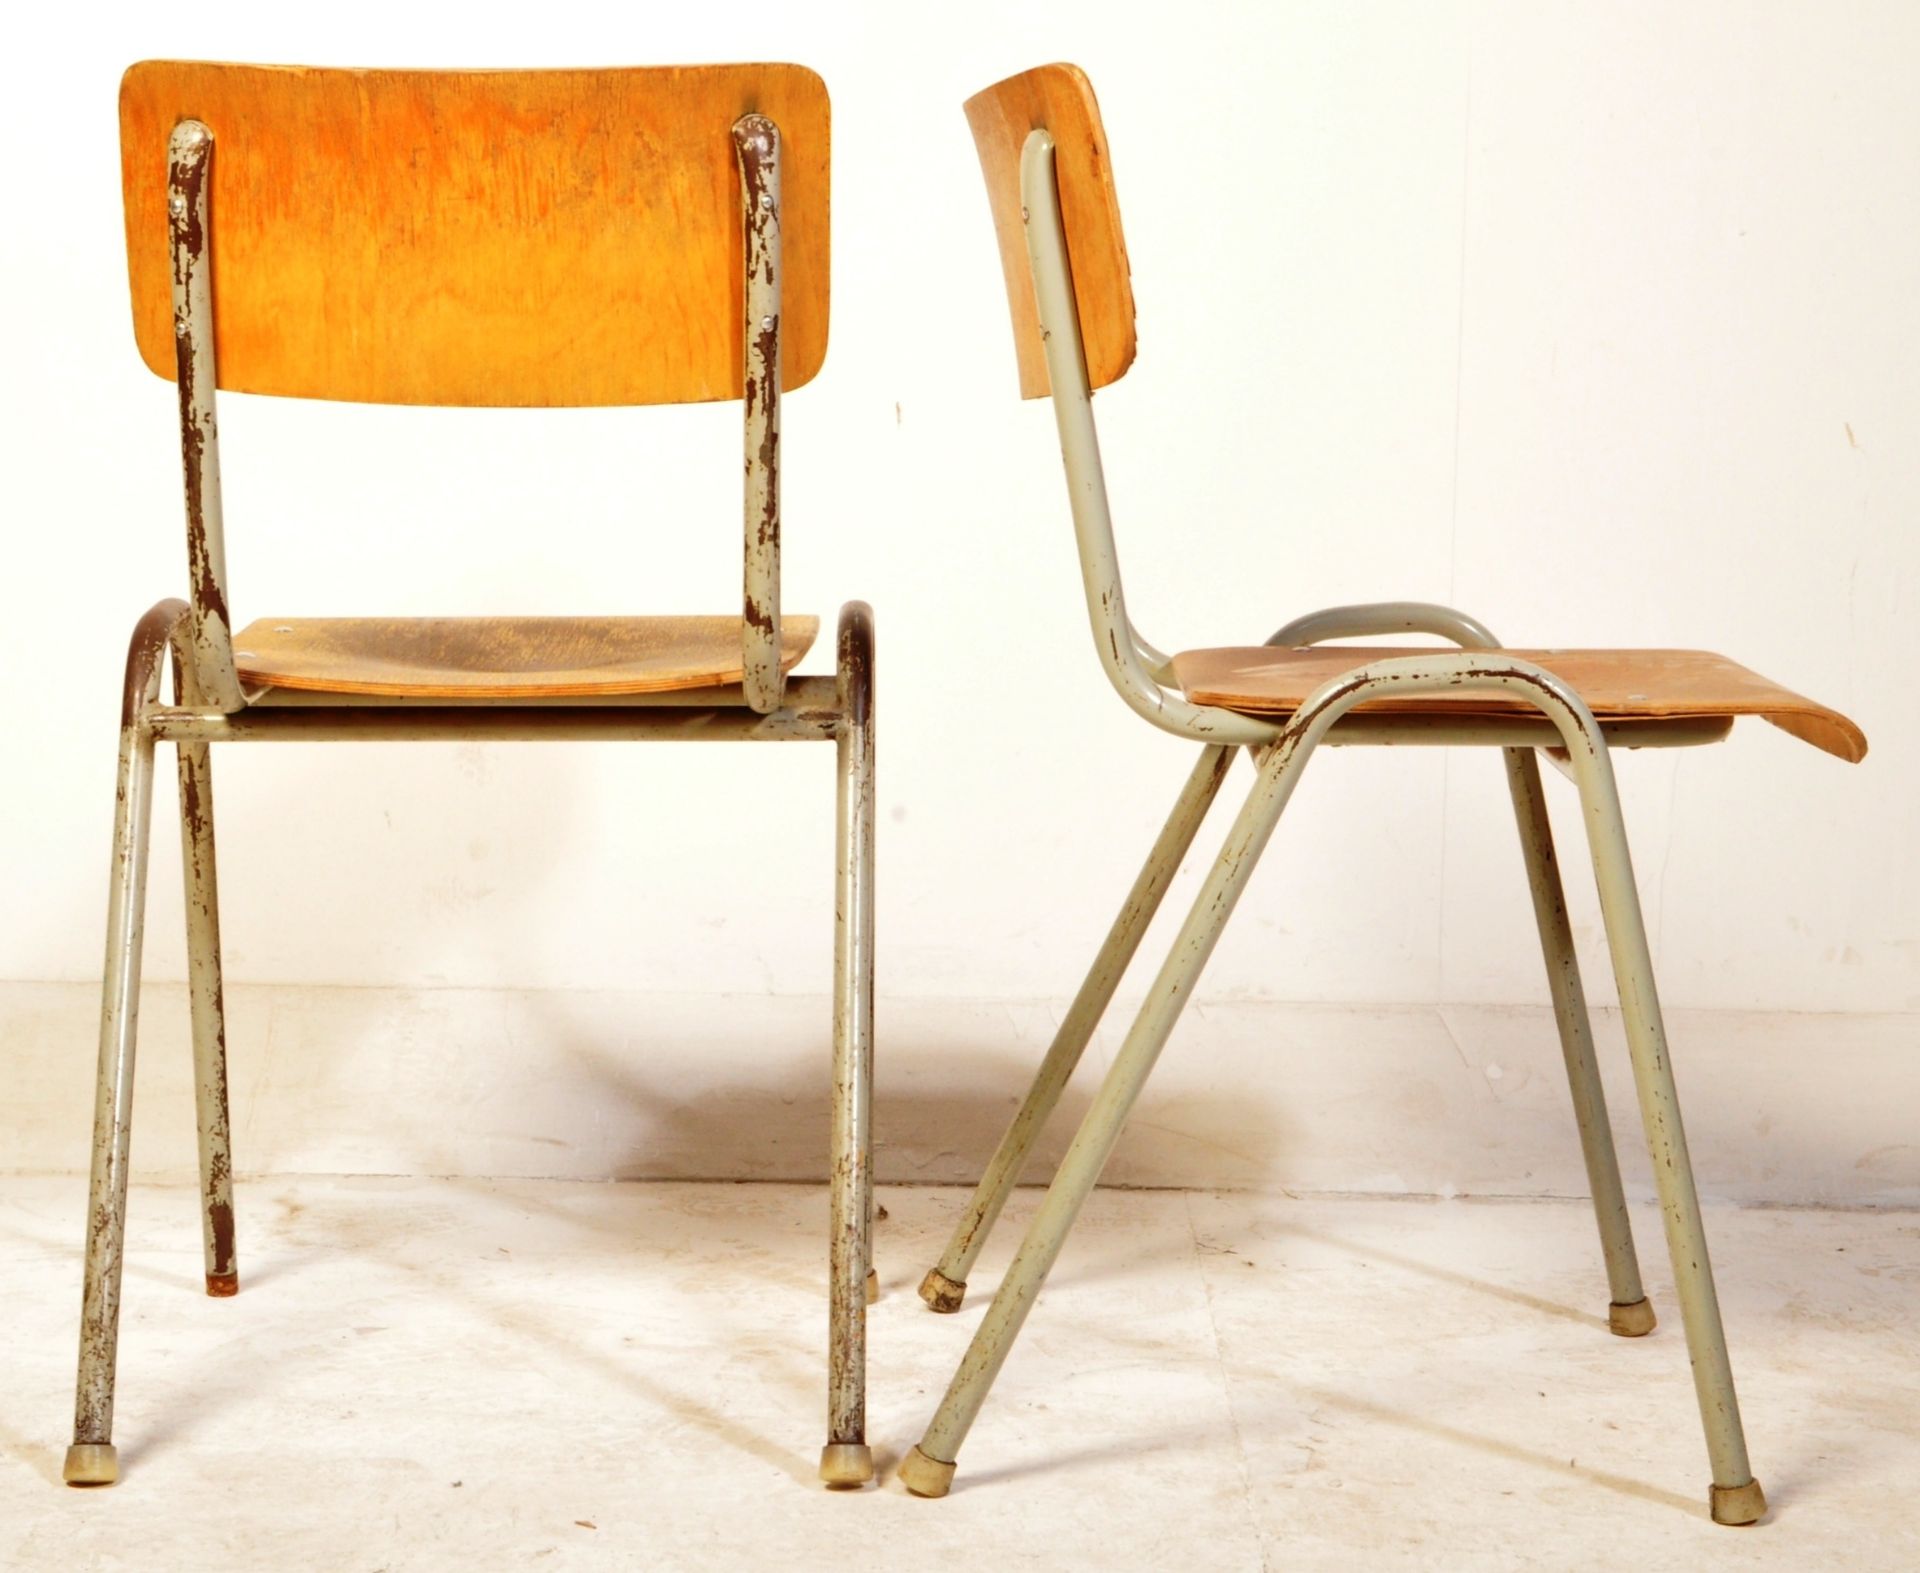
top-left (1, 1179), bottom-right (1914, 1571)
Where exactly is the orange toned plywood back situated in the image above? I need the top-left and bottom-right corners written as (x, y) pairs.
top-left (963, 64), bottom-right (1136, 399)
top-left (120, 61), bottom-right (830, 406)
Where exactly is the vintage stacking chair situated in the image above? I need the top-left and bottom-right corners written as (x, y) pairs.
top-left (67, 61), bottom-right (878, 1489)
top-left (896, 64), bottom-right (1867, 1522)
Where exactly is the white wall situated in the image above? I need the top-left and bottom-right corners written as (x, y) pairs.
top-left (7, 983), bottom-right (1916, 1205)
top-left (6, 1), bottom-right (1916, 1016)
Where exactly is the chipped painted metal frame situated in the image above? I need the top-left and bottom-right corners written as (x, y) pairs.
top-left (65, 115), bottom-right (879, 1492)
top-left (900, 128), bottom-right (1765, 1528)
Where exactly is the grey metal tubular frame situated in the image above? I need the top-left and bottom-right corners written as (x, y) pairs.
top-left (165, 124), bottom-right (245, 714)
top-left (921, 604), bottom-right (1653, 1334)
top-left (66, 602), bottom-right (179, 1489)
top-left (735, 114), bottom-right (786, 716)
top-left (899, 128), bottom-right (1763, 1527)
top-left (173, 655), bottom-right (238, 1301)
top-left (66, 114), bottom-right (878, 1493)
top-left (1503, 744), bottom-right (1650, 1330)
top-left (917, 742), bottom-right (1236, 1312)
top-left (139, 696), bottom-right (1726, 749)
top-left (1267, 604), bottom-right (1651, 1333)
top-left (821, 603), bottom-right (877, 1485)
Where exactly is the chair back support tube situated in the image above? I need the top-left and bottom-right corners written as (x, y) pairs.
top-left (735, 115), bottom-right (786, 714)
top-left (1019, 131), bottom-right (1273, 746)
top-left (166, 122), bottom-right (244, 712)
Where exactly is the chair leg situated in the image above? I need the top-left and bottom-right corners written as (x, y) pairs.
top-left (1572, 744), bottom-right (1765, 1525)
top-left (820, 603), bottom-right (876, 1488)
top-left (1502, 746), bottom-right (1651, 1336)
top-left (901, 737), bottom-right (1310, 1498)
top-left (177, 741), bottom-right (238, 1298)
top-left (918, 744), bottom-right (1236, 1314)
top-left (64, 717), bottom-right (161, 1487)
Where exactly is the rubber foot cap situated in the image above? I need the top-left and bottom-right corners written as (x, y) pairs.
top-left (919, 1267), bottom-right (966, 1314)
top-left (206, 1271), bottom-right (239, 1298)
top-left (898, 1444), bottom-right (957, 1498)
top-left (1710, 1478), bottom-right (1767, 1526)
top-left (865, 1267), bottom-right (880, 1306)
top-left (1608, 1297), bottom-right (1656, 1337)
top-left (63, 1443), bottom-right (119, 1486)
top-left (818, 1443), bottom-right (874, 1488)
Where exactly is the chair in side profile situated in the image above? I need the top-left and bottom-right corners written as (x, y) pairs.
top-left (67, 60), bottom-right (877, 1489)
top-left (897, 63), bottom-right (1866, 1523)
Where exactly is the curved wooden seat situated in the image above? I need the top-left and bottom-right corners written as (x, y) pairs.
top-left (1172, 645), bottom-right (1867, 762)
top-left (232, 615), bottom-right (819, 700)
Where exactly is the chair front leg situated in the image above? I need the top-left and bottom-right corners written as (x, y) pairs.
top-left (1502, 746), bottom-right (1651, 1335)
top-left (65, 602), bottom-right (183, 1487)
top-left (177, 739), bottom-right (238, 1298)
top-left (1269, 607), bottom-right (1654, 1334)
top-left (918, 743), bottom-right (1236, 1313)
top-left (820, 602), bottom-right (876, 1488)
top-left (901, 732), bottom-right (1315, 1497)
top-left (1570, 738), bottom-right (1765, 1524)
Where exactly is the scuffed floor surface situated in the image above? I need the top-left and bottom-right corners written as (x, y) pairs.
top-left (1, 1180), bottom-right (1915, 1571)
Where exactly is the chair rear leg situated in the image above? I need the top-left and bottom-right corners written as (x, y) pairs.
top-left (1573, 744), bottom-right (1765, 1525)
top-left (177, 741), bottom-right (238, 1298)
top-left (901, 738), bottom-right (1307, 1498)
top-left (919, 743), bottom-right (1235, 1314)
top-left (861, 898), bottom-right (877, 1311)
top-left (65, 690), bottom-right (165, 1486)
top-left (1502, 746), bottom-right (1651, 1335)
top-left (820, 603), bottom-right (876, 1488)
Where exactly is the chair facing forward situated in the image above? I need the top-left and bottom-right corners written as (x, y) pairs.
top-left (68, 60), bottom-right (877, 1489)
top-left (898, 62), bottom-right (1866, 1522)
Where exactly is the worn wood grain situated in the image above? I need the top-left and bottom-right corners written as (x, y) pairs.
top-left (232, 615), bottom-right (820, 698)
top-left (121, 61), bottom-right (830, 406)
top-left (964, 63), bottom-right (1136, 399)
top-left (1173, 645), bottom-right (1867, 762)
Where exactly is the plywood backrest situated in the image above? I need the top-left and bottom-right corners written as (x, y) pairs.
top-left (962, 64), bottom-right (1136, 399)
top-left (119, 61), bottom-right (830, 406)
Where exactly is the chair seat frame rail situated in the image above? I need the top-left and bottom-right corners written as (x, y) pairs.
top-left (898, 121), bottom-right (1782, 1529)
top-left (68, 95), bottom-right (879, 1491)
